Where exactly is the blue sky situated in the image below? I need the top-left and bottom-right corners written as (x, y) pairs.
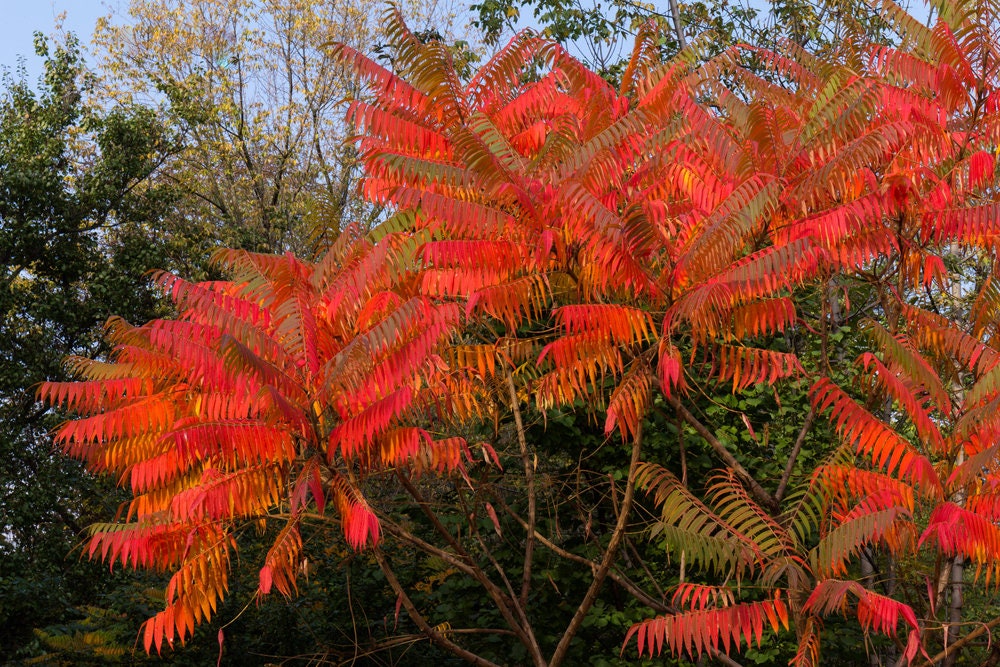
top-left (0, 1), bottom-right (112, 80)
top-left (0, 0), bottom-right (935, 83)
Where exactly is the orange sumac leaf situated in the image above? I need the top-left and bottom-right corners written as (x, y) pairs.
top-left (624, 591), bottom-right (790, 659)
top-left (810, 379), bottom-right (939, 494)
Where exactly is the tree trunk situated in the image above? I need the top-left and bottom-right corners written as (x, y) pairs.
top-left (942, 556), bottom-right (964, 667)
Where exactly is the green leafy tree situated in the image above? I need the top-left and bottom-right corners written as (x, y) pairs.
top-left (0, 33), bottom-right (178, 662)
top-left (472, 0), bottom-right (895, 80)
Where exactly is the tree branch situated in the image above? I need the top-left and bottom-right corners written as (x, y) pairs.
top-left (668, 0), bottom-right (686, 48)
top-left (775, 406), bottom-right (816, 502)
top-left (496, 501), bottom-right (745, 667)
top-left (373, 549), bottom-right (504, 667)
top-left (505, 368), bottom-right (537, 609)
top-left (918, 613), bottom-right (1000, 667)
top-left (455, 486), bottom-right (545, 666)
top-left (379, 518), bottom-right (528, 639)
top-left (666, 396), bottom-right (779, 513)
top-left (505, 506), bottom-right (667, 613)
top-left (549, 425), bottom-right (643, 667)
top-left (396, 470), bottom-right (467, 556)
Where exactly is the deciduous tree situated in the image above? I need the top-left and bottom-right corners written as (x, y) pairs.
top-left (42, 1), bottom-right (1000, 665)
top-left (93, 0), bottom-right (478, 258)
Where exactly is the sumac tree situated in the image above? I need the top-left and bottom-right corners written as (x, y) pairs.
top-left (40, 1), bottom-right (1000, 665)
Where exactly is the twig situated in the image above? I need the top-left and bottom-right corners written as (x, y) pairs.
top-left (396, 470), bottom-right (467, 555)
top-left (497, 498), bottom-right (745, 667)
top-left (626, 536), bottom-right (666, 601)
top-left (379, 517), bottom-right (536, 657)
top-left (373, 549), bottom-right (504, 667)
top-left (456, 486), bottom-right (546, 666)
top-left (495, 494), bottom-right (666, 612)
top-left (666, 396), bottom-right (779, 513)
top-left (918, 614), bottom-right (1000, 667)
top-left (775, 406), bottom-right (816, 502)
top-left (505, 368), bottom-right (537, 609)
top-left (549, 425), bottom-right (644, 667)
top-left (677, 410), bottom-right (688, 486)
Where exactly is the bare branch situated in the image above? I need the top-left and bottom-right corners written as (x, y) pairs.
top-left (505, 368), bottom-right (537, 609)
top-left (666, 396), bottom-right (779, 513)
top-left (775, 406), bottom-right (816, 502)
top-left (373, 549), bottom-right (504, 667)
top-left (549, 426), bottom-right (643, 667)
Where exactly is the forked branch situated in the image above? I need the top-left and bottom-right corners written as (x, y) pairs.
top-left (776, 406), bottom-right (816, 502)
top-left (374, 549), bottom-right (504, 667)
